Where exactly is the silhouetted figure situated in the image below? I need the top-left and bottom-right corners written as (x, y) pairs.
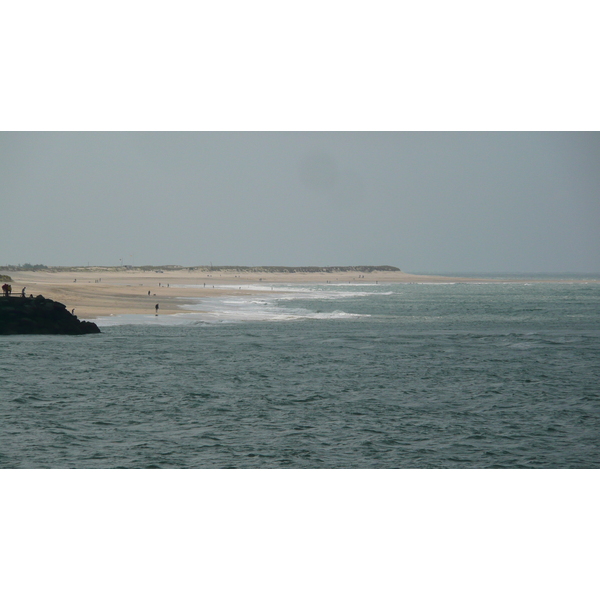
top-left (22, 287), bottom-right (26, 297)
top-left (148, 290), bottom-right (151, 295)
top-left (155, 303), bottom-right (159, 315)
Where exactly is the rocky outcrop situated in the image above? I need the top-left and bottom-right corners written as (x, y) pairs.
top-left (0, 295), bottom-right (100, 335)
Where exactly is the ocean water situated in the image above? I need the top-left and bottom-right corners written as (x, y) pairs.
top-left (1, 280), bottom-right (599, 468)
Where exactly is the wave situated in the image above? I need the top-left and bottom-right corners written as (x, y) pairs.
top-left (175, 282), bottom-right (394, 298)
top-left (92, 285), bottom-right (372, 326)
top-left (92, 308), bottom-right (365, 327)
top-left (178, 294), bottom-right (366, 323)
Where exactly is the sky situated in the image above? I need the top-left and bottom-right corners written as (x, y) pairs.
top-left (1, 131), bottom-right (599, 273)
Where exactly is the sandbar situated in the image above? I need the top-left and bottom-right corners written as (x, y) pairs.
top-left (1, 268), bottom-right (595, 320)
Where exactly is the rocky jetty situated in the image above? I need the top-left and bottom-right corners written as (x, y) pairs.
top-left (0, 295), bottom-right (100, 335)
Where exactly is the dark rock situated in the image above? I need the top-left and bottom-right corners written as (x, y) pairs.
top-left (0, 295), bottom-right (100, 335)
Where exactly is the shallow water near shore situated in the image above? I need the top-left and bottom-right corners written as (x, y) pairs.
top-left (1, 281), bottom-right (599, 468)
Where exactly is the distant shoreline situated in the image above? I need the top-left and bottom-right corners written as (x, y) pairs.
top-left (2, 265), bottom-right (598, 279)
top-left (3, 268), bottom-right (598, 320)
top-left (411, 271), bottom-right (600, 280)
top-left (0, 264), bottom-right (402, 273)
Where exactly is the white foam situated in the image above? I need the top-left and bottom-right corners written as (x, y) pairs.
top-left (174, 282), bottom-right (391, 297)
top-left (92, 284), bottom-right (376, 326)
top-left (178, 293), bottom-right (366, 323)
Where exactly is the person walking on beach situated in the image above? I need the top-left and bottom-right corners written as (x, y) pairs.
top-left (155, 303), bottom-right (159, 315)
top-left (21, 287), bottom-right (26, 297)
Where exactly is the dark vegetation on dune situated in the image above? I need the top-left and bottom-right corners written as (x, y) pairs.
top-left (1, 264), bottom-right (401, 273)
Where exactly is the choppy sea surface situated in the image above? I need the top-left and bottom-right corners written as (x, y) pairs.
top-left (1, 279), bottom-right (599, 468)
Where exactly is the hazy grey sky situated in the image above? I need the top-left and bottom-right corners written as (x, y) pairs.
top-left (1, 132), bottom-right (599, 273)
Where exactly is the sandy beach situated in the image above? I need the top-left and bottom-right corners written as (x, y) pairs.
top-left (1, 268), bottom-right (593, 320)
